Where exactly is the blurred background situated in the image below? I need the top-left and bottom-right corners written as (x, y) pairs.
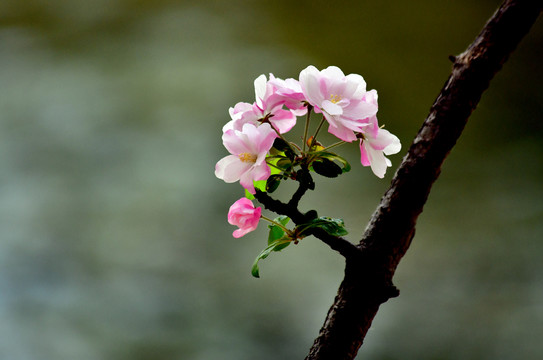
top-left (0, 1), bottom-right (542, 359)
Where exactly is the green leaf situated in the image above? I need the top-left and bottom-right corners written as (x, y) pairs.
top-left (251, 238), bottom-right (292, 278)
top-left (275, 158), bottom-right (293, 171)
top-left (272, 138), bottom-right (296, 160)
top-left (272, 138), bottom-right (290, 152)
top-left (296, 216), bottom-right (348, 238)
top-left (267, 215), bottom-right (290, 244)
top-left (254, 180), bottom-right (266, 192)
top-left (312, 151), bottom-right (351, 174)
top-left (312, 158), bottom-right (343, 178)
top-left (245, 188), bottom-right (255, 200)
top-left (244, 179), bottom-right (268, 200)
top-left (266, 174), bottom-right (282, 193)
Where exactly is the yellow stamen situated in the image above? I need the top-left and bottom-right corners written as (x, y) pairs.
top-left (238, 152), bottom-right (257, 163)
top-left (329, 94), bottom-right (342, 104)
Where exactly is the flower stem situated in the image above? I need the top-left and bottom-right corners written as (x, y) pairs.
top-left (274, 129), bottom-right (298, 156)
top-left (322, 140), bottom-right (347, 152)
top-left (302, 105), bottom-right (313, 153)
top-left (260, 215), bottom-right (292, 235)
top-left (309, 116), bottom-right (326, 149)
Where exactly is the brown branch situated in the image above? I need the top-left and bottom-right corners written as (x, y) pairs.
top-left (254, 190), bottom-right (361, 259)
top-left (306, 1), bottom-right (543, 359)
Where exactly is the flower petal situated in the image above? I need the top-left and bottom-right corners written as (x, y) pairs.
top-left (269, 109), bottom-right (296, 134)
top-left (322, 100), bottom-right (344, 116)
top-left (215, 155), bottom-right (251, 183)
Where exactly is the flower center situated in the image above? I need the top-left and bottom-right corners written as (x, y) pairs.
top-left (329, 94), bottom-right (342, 104)
top-left (238, 152), bottom-right (257, 163)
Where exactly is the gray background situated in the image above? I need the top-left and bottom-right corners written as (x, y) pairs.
top-left (0, 1), bottom-right (542, 359)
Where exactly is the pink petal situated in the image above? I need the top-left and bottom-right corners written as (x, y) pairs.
top-left (251, 162), bottom-right (271, 182)
top-left (299, 66), bottom-right (323, 107)
top-left (222, 129), bottom-right (250, 155)
top-left (359, 140), bottom-right (371, 166)
top-left (269, 109), bottom-right (296, 134)
top-left (328, 122), bottom-right (357, 142)
top-left (215, 155), bottom-right (251, 183)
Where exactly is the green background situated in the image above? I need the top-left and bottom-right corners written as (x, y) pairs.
top-left (0, 1), bottom-right (541, 359)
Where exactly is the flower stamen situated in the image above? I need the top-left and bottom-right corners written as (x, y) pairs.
top-left (329, 94), bottom-right (342, 104)
top-left (238, 152), bottom-right (257, 163)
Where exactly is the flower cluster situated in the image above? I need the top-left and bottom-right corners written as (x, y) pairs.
top-left (215, 65), bottom-right (401, 276)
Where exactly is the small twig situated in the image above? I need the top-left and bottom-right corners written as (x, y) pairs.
top-left (302, 104), bottom-right (313, 153)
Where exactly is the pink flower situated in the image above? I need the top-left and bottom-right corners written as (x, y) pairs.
top-left (357, 89), bottom-right (401, 178)
top-left (359, 129), bottom-right (401, 178)
top-left (223, 74), bottom-right (298, 134)
top-left (267, 76), bottom-right (308, 116)
top-left (215, 123), bottom-right (277, 194)
top-left (299, 65), bottom-right (378, 142)
top-left (228, 198), bottom-right (262, 238)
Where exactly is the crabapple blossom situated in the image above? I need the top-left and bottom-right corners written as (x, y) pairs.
top-left (223, 74), bottom-right (298, 134)
top-left (215, 123), bottom-right (277, 194)
top-left (359, 128), bottom-right (401, 179)
top-left (356, 89), bottom-right (401, 178)
top-left (299, 65), bottom-right (378, 142)
top-left (228, 197), bottom-right (262, 238)
top-left (267, 75), bottom-right (308, 116)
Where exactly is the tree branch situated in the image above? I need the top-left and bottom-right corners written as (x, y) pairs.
top-left (306, 1), bottom-right (542, 359)
top-left (254, 189), bottom-right (361, 259)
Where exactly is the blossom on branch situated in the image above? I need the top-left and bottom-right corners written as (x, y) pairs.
top-left (357, 90), bottom-right (401, 178)
top-left (228, 198), bottom-right (262, 238)
top-left (299, 65), bottom-right (378, 142)
top-left (223, 74), bottom-right (298, 134)
top-left (215, 123), bottom-right (277, 194)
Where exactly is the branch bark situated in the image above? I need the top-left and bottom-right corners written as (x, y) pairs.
top-left (305, 1), bottom-right (542, 359)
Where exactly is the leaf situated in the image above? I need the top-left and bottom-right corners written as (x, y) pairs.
top-left (254, 179), bottom-right (267, 192)
top-left (251, 238), bottom-right (292, 278)
top-left (312, 158), bottom-right (343, 178)
top-left (312, 151), bottom-right (351, 174)
top-left (245, 188), bottom-right (254, 200)
top-left (245, 179), bottom-right (267, 200)
top-left (272, 137), bottom-right (290, 152)
top-left (276, 158), bottom-right (293, 172)
top-left (296, 216), bottom-right (348, 238)
top-left (250, 216), bottom-right (292, 278)
top-left (266, 174), bottom-right (282, 193)
top-left (272, 138), bottom-right (296, 160)
top-left (267, 215), bottom-right (290, 244)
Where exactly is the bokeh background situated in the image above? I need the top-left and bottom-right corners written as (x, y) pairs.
top-left (1, 1), bottom-right (542, 359)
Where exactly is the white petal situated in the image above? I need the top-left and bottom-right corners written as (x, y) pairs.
top-left (254, 74), bottom-right (267, 107)
top-left (215, 155), bottom-right (250, 183)
top-left (322, 100), bottom-right (343, 116)
top-left (369, 150), bottom-right (388, 178)
top-left (346, 74), bottom-right (367, 97)
top-left (321, 66), bottom-right (345, 79)
top-left (299, 66), bottom-right (323, 106)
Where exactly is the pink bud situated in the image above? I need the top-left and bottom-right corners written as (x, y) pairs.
top-left (227, 198), bottom-right (262, 238)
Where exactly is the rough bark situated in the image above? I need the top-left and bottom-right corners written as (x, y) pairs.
top-left (305, 1), bottom-right (542, 359)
